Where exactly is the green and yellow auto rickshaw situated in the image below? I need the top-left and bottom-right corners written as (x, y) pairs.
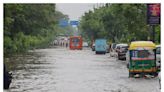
top-left (127, 41), bottom-right (158, 77)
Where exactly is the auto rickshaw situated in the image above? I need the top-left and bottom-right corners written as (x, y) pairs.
top-left (127, 41), bottom-right (158, 78)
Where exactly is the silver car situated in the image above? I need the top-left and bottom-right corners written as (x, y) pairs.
top-left (115, 44), bottom-right (128, 58)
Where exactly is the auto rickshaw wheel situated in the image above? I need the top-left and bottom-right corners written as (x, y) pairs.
top-left (128, 72), bottom-right (134, 78)
top-left (140, 73), bottom-right (144, 78)
top-left (152, 72), bottom-right (158, 77)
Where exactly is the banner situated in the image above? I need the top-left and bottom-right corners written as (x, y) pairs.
top-left (147, 4), bottom-right (160, 25)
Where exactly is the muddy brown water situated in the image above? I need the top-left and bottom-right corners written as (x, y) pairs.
top-left (4, 47), bottom-right (160, 92)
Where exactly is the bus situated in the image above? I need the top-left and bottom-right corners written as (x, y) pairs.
top-left (69, 36), bottom-right (83, 50)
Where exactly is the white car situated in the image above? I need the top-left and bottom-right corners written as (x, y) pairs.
top-left (126, 50), bottom-right (129, 66)
top-left (156, 45), bottom-right (161, 71)
top-left (158, 72), bottom-right (161, 89)
top-left (83, 42), bottom-right (89, 47)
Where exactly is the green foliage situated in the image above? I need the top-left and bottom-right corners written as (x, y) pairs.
top-left (79, 4), bottom-right (160, 44)
top-left (4, 4), bottom-right (69, 55)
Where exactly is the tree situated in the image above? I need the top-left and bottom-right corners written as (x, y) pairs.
top-left (79, 4), bottom-right (160, 44)
top-left (4, 4), bottom-right (70, 54)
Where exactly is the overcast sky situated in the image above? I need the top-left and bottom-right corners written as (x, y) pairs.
top-left (56, 3), bottom-right (95, 20)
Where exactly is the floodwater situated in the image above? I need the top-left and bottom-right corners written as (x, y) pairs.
top-left (4, 47), bottom-right (160, 92)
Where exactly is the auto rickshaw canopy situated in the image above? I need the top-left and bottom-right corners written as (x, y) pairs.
top-left (129, 41), bottom-right (156, 50)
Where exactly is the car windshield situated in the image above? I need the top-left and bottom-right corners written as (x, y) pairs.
top-left (156, 47), bottom-right (161, 54)
top-left (112, 44), bottom-right (117, 49)
top-left (122, 46), bottom-right (128, 48)
top-left (121, 46), bottom-right (129, 51)
top-left (116, 46), bottom-right (120, 49)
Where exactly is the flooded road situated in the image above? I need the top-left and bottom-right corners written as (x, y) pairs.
top-left (5, 47), bottom-right (160, 92)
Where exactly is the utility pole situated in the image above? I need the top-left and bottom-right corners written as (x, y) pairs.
top-left (152, 25), bottom-right (155, 43)
top-left (147, 4), bottom-right (160, 43)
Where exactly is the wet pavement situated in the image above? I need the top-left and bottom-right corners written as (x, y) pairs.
top-left (4, 47), bottom-right (160, 92)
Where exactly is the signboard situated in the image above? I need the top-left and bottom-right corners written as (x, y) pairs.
top-left (70, 20), bottom-right (79, 26)
top-left (147, 4), bottom-right (160, 25)
top-left (59, 19), bottom-right (69, 27)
